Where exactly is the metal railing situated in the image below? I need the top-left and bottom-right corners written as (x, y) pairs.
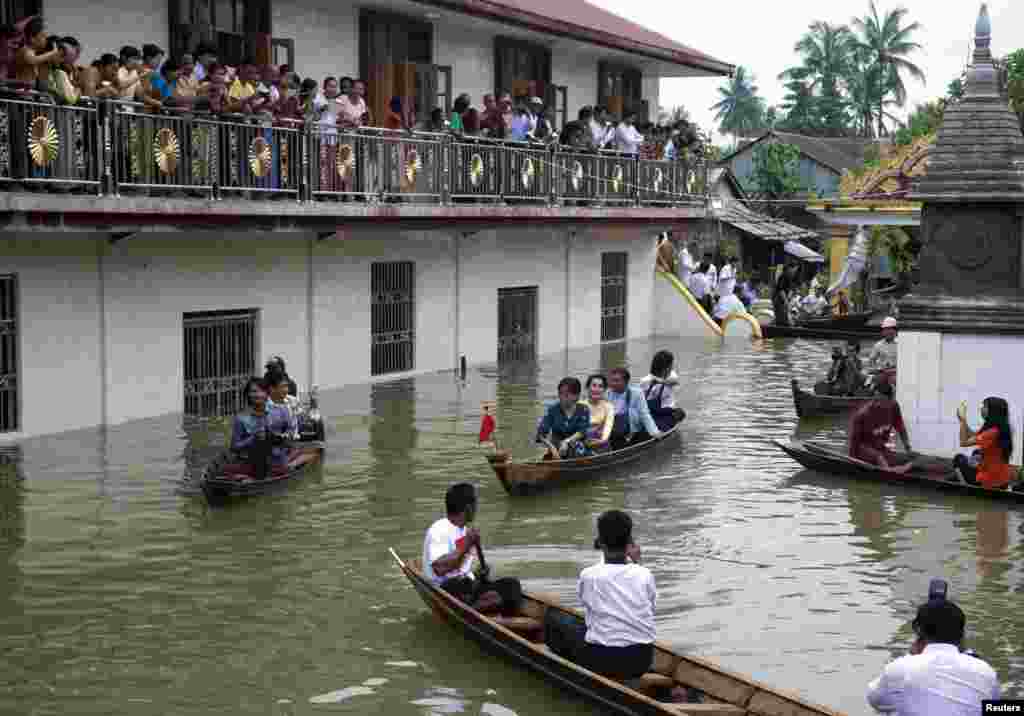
top-left (0, 94), bottom-right (710, 208)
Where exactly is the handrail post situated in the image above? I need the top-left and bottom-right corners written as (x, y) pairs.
top-left (549, 144), bottom-right (560, 208)
top-left (497, 141), bottom-right (506, 207)
top-left (633, 155), bottom-right (640, 207)
top-left (100, 98), bottom-right (114, 197)
top-left (441, 133), bottom-right (451, 206)
top-left (300, 120), bottom-right (310, 203)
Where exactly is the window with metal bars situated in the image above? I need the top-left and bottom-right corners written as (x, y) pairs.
top-left (600, 252), bottom-right (628, 342)
top-left (497, 286), bottom-right (538, 363)
top-left (0, 275), bottom-right (18, 433)
top-left (183, 308), bottom-right (260, 418)
top-left (371, 261), bottom-right (415, 376)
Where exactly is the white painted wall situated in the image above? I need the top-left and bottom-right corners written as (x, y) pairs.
top-left (273, 0), bottom-right (359, 82)
top-left (899, 331), bottom-right (1024, 465)
top-left (2, 235), bottom-right (104, 437)
top-left (434, 22), bottom-right (494, 110)
top-left (102, 234), bottom-right (311, 426)
top-left (552, 44), bottom-right (598, 121)
top-left (47, 0), bottom-right (167, 60)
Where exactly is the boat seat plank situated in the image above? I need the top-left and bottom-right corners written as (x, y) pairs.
top-left (623, 673), bottom-right (676, 691)
top-left (747, 690), bottom-right (826, 716)
top-left (674, 661), bottom-right (756, 706)
top-left (668, 705), bottom-right (747, 715)
top-left (492, 616), bottom-right (543, 633)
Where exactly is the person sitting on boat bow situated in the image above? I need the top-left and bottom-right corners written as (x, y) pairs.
top-left (848, 380), bottom-right (913, 473)
top-left (606, 368), bottom-right (662, 451)
top-left (866, 317), bottom-right (898, 387)
top-left (638, 351), bottom-right (686, 433)
top-left (423, 482), bottom-right (522, 615)
top-left (536, 377), bottom-right (591, 459)
top-left (544, 510), bottom-right (656, 680)
top-left (582, 374), bottom-right (615, 453)
top-left (712, 285), bottom-right (748, 326)
top-left (952, 397), bottom-right (1013, 489)
top-left (227, 377), bottom-right (293, 478)
top-left (867, 583), bottom-right (999, 715)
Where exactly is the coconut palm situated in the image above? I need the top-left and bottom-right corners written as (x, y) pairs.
top-left (851, 1), bottom-right (926, 137)
top-left (710, 66), bottom-right (766, 139)
top-left (779, 21), bottom-right (854, 132)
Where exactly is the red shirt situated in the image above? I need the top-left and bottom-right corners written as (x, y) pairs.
top-left (849, 399), bottom-right (905, 457)
top-left (975, 428), bottom-right (1012, 489)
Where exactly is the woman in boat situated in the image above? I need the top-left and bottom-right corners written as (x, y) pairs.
top-left (582, 374), bottom-right (615, 453)
top-left (544, 510), bottom-right (656, 680)
top-left (265, 368), bottom-right (301, 440)
top-left (954, 397), bottom-right (1013, 489)
top-left (536, 377), bottom-right (591, 459)
top-left (227, 377), bottom-right (293, 478)
top-left (639, 350), bottom-right (685, 432)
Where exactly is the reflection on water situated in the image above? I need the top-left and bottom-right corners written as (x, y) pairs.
top-left (0, 337), bottom-right (1021, 716)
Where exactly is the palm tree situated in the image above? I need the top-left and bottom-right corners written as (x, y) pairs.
top-left (779, 21), bottom-right (854, 132)
top-left (710, 66), bottom-right (766, 139)
top-left (851, 1), bottom-right (926, 137)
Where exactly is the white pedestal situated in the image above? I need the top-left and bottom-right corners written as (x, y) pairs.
top-left (898, 331), bottom-right (1024, 464)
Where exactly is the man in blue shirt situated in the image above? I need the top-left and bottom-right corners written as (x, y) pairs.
top-left (606, 368), bottom-right (662, 451)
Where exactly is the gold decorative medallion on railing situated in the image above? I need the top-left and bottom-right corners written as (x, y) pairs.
top-left (336, 143), bottom-right (354, 178)
top-left (153, 128), bottom-right (180, 175)
top-left (28, 115), bottom-right (59, 168)
top-left (128, 120), bottom-right (142, 177)
top-left (686, 169), bottom-right (696, 194)
top-left (521, 157), bottom-right (535, 189)
top-left (280, 140), bottom-right (290, 187)
top-left (469, 153), bottom-right (484, 187)
top-left (571, 160), bottom-right (583, 191)
top-left (404, 149), bottom-right (422, 186)
top-left (653, 167), bottom-right (664, 193)
top-left (249, 136), bottom-right (272, 178)
top-left (611, 164), bottom-right (624, 193)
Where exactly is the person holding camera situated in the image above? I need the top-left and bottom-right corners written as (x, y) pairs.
top-left (867, 583), bottom-right (1000, 715)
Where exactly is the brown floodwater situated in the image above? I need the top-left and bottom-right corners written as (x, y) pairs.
top-left (1, 336), bottom-right (1021, 716)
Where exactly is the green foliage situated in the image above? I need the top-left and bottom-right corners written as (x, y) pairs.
top-left (750, 142), bottom-right (804, 197)
top-left (868, 226), bottom-right (916, 277)
top-left (1006, 49), bottom-right (1024, 128)
top-left (710, 66), bottom-right (767, 138)
top-left (894, 100), bottom-right (944, 146)
top-left (946, 77), bottom-right (964, 101)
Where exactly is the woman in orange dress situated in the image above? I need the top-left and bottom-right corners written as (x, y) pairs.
top-left (954, 397), bottom-right (1013, 489)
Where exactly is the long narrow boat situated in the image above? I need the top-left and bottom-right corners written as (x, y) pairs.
top-left (762, 324), bottom-right (881, 341)
top-left (774, 438), bottom-right (1024, 504)
top-left (791, 379), bottom-right (871, 419)
top-left (797, 311), bottom-right (874, 332)
top-left (201, 441), bottom-right (325, 500)
top-left (487, 422), bottom-right (682, 496)
top-left (391, 550), bottom-right (845, 716)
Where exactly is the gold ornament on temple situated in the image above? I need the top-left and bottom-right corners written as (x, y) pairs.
top-left (469, 154), bottom-right (484, 187)
top-left (249, 137), bottom-right (272, 178)
top-left (336, 143), bottom-right (355, 179)
top-left (153, 128), bottom-right (180, 175)
top-left (28, 115), bottom-right (59, 168)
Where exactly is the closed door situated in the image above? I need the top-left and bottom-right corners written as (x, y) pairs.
top-left (497, 287), bottom-right (538, 363)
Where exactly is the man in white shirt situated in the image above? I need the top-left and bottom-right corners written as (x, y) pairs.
top-left (423, 483), bottom-right (521, 614)
top-left (713, 286), bottom-right (748, 324)
top-left (801, 287), bottom-right (829, 316)
top-left (717, 256), bottom-right (738, 299)
top-left (867, 596), bottom-right (999, 715)
top-left (688, 266), bottom-right (712, 314)
top-left (702, 252), bottom-right (719, 298)
top-left (614, 111), bottom-right (644, 155)
top-left (589, 106), bottom-right (613, 149)
top-left (676, 241), bottom-right (696, 284)
top-left (544, 510), bottom-right (656, 680)
top-left (868, 316), bottom-right (899, 371)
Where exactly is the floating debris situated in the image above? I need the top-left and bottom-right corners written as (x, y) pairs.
top-left (309, 686), bottom-right (375, 704)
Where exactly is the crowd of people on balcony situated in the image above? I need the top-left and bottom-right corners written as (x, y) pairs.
top-left (0, 14), bottom-right (706, 195)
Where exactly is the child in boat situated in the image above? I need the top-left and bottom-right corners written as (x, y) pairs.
top-left (544, 510), bottom-right (656, 680)
top-left (638, 350), bottom-right (685, 432)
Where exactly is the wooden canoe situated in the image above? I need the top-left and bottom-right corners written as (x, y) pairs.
top-left (791, 379), bottom-right (871, 419)
top-left (774, 438), bottom-right (1024, 504)
top-left (391, 550), bottom-right (846, 716)
top-left (200, 441), bottom-right (325, 500)
top-left (797, 312), bottom-right (874, 331)
top-left (762, 324), bottom-right (880, 341)
top-left (487, 422), bottom-right (682, 496)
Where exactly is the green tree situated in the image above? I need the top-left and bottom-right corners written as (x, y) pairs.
top-left (750, 142), bottom-right (804, 197)
top-left (710, 66), bottom-right (766, 139)
top-left (657, 105), bottom-right (691, 125)
top-left (946, 77), bottom-right (964, 102)
top-left (893, 100), bottom-right (944, 145)
top-left (851, 2), bottom-right (926, 137)
top-left (1005, 49), bottom-right (1024, 131)
top-left (779, 21), bottom-right (854, 133)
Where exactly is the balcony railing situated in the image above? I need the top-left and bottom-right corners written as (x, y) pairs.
top-left (0, 95), bottom-right (709, 209)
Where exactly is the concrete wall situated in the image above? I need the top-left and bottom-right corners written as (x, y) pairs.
top-left (273, 0), bottom-right (359, 82)
top-left (899, 331), bottom-right (1024, 465)
top-left (48, 0), bottom-right (167, 60)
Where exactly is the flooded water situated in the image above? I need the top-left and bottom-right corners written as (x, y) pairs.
top-left (1, 336), bottom-right (1022, 716)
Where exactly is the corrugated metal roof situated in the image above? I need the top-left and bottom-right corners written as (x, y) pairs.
top-left (715, 203), bottom-right (820, 242)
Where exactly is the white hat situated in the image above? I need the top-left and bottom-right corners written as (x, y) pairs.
top-left (529, 96), bottom-right (543, 104)
top-left (881, 316), bottom-right (898, 329)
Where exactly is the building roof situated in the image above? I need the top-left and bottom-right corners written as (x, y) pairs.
top-left (720, 131), bottom-right (866, 175)
top-left (708, 166), bottom-right (748, 200)
top-left (715, 202), bottom-right (820, 242)
top-left (415, 0), bottom-right (734, 76)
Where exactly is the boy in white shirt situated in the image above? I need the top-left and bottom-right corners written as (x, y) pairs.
top-left (423, 483), bottom-right (522, 614)
top-left (544, 510), bottom-right (656, 680)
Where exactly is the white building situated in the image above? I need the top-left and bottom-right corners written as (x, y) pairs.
top-left (0, 0), bottom-right (734, 439)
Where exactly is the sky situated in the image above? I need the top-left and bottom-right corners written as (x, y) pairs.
top-left (589, 0), bottom-right (1024, 144)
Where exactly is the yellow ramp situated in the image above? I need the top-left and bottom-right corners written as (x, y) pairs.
top-left (655, 270), bottom-right (763, 340)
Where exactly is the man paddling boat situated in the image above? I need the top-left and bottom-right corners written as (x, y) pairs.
top-left (848, 380), bottom-right (913, 473)
top-left (423, 483), bottom-right (521, 614)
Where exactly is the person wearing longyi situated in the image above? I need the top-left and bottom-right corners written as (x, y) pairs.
top-left (536, 377), bottom-right (590, 459)
top-left (423, 483), bottom-right (521, 615)
top-left (953, 397), bottom-right (1012, 489)
top-left (848, 380), bottom-right (913, 473)
top-left (543, 510), bottom-right (656, 680)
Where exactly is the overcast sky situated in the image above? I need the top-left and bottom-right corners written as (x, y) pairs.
top-left (589, 0), bottom-right (1022, 143)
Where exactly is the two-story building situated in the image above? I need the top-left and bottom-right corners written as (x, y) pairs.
top-left (0, 0), bottom-right (734, 438)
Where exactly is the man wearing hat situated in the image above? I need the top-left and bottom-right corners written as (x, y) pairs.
top-left (868, 317), bottom-right (899, 374)
top-left (867, 590), bottom-right (999, 714)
